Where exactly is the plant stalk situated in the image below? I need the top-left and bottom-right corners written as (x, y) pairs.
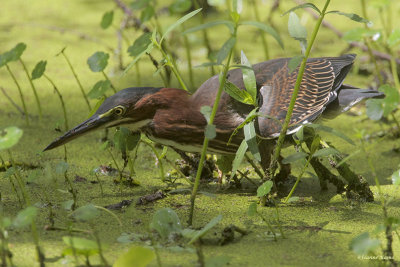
top-left (19, 59), bottom-right (42, 120)
top-left (5, 64), bottom-right (29, 125)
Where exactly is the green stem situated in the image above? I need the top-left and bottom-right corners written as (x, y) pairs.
top-left (251, 0), bottom-right (270, 60)
top-left (60, 50), bottom-right (92, 111)
top-left (19, 59), bottom-right (42, 120)
top-left (284, 155), bottom-right (312, 203)
top-left (271, 0), bottom-right (330, 177)
top-left (141, 140), bottom-right (165, 181)
top-left (102, 71), bottom-right (117, 93)
top-left (182, 24), bottom-right (195, 91)
top-left (245, 154), bottom-right (265, 179)
top-left (44, 74), bottom-right (69, 131)
top-left (5, 64), bottom-right (29, 125)
top-left (106, 148), bottom-right (123, 182)
top-left (188, 27), bottom-right (237, 225)
top-left (257, 212), bottom-right (277, 241)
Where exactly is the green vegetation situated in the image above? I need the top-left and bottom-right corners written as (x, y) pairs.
top-left (1, 0), bottom-right (400, 266)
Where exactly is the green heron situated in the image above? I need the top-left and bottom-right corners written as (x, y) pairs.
top-left (44, 54), bottom-right (383, 175)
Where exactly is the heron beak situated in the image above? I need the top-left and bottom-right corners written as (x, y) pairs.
top-left (44, 114), bottom-right (112, 151)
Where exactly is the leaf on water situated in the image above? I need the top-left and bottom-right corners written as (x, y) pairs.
top-left (161, 8), bottom-right (202, 43)
top-left (231, 139), bottom-right (248, 175)
top-left (188, 214), bottom-right (222, 244)
top-left (327, 11), bottom-right (370, 24)
top-left (240, 21), bottom-right (284, 48)
top-left (312, 147), bottom-right (340, 158)
top-left (247, 202), bottom-right (257, 216)
top-left (256, 180), bottom-right (273, 197)
top-left (62, 236), bottom-right (99, 256)
top-left (205, 255), bottom-right (231, 267)
top-left (87, 51), bottom-right (109, 72)
top-left (150, 208), bottom-right (182, 240)
top-left (113, 246), bottom-right (155, 267)
top-left (240, 51), bottom-right (257, 106)
top-left (217, 37), bottom-right (236, 64)
top-left (13, 206), bottom-right (38, 228)
top-left (288, 55), bottom-right (303, 73)
top-left (31, 60), bottom-right (47, 80)
top-left (183, 20), bottom-right (235, 35)
top-left (387, 29), bottom-right (400, 47)
top-left (205, 124), bottom-right (217, 140)
top-left (282, 3), bottom-right (321, 16)
top-left (200, 106), bottom-right (212, 123)
top-left (223, 80), bottom-right (253, 105)
top-left (0, 126), bottom-right (23, 151)
top-left (140, 5), bottom-right (155, 23)
top-left (62, 200), bottom-right (74, 211)
top-left (100, 10), bottom-right (114, 29)
top-left (349, 232), bottom-right (380, 256)
top-left (72, 204), bottom-right (100, 222)
top-left (169, 0), bottom-right (192, 14)
top-left (87, 80), bottom-right (111, 99)
top-left (244, 121), bottom-right (261, 162)
top-left (282, 152), bottom-right (308, 164)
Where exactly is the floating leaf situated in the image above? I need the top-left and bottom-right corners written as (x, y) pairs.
top-left (217, 37), bottom-right (236, 64)
top-left (161, 8), bottom-right (202, 43)
top-left (100, 10), bottom-right (114, 29)
top-left (0, 126), bottom-right (23, 151)
top-left (13, 206), bottom-right (38, 228)
top-left (183, 20), bottom-right (235, 35)
top-left (257, 180), bottom-right (273, 197)
top-left (288, 55), bottom-right (303, 73)
top-left (114, 246), bottom-right (155, 267)
top-left (349, 232), bottom-right (380, 255)
top-left (327, 11), bottom-right (369, 24)
top-left (240, 51), bottom-right (257, 105)
top-left (240, 21), bottom-right (284, 49)
top-left (231, 139), bottom-right (248, 174)
top-left (72, 204), bottom-right (100, 222)
top-left (87, 51), bottom-right (109, 72)
top-left (244, 121), bottom-right (261, 161)
top-left (205, 255), bottom-right (230, 267)
top-left (282, 152), bottom-right (308, 164)
top-left (247, 202), bottom-right (257, 216)
top-left (62, 236), bottom-right (99, 257)
top-left (150, 208), bottom-right (182, 239)
top-left (188, 215), bottom-right (222, 244)
top-left (282, 3), bottom-right (321, 16)
top-left (87, 80), bottom-right (111, 99)
top-left (31, 60), bottom-right (47, 80)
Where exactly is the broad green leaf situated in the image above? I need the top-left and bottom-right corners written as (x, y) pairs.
top-left (126, 131), bottom-right (141, 151)
top-left (205, 124), bottom-right (216, 139)
top-left (312, 147), bottom-right (339, 158)
top-left (379, 84), bottom-right (400, 117)
top-left (150, 208), bottom-right (182, 239)
top-left (13, 206), bottom-right (37, 228)
top-left (62, 236), bottom-right (99, 256)
top-left (230, 11), bottom-right (240, 24)
top-left (240, 51), bottom-right (257, 105)
top-left (282, 3), bottom-right (321, 16)
top-left (188, 214), bottom-right (222, 244)
top-left (100, 10), bottom-right (114, 29)
top-left (282, 152), bottom-right (308, 164)
top-left (387, 29), bottom-right (400, 47)
top-left (161, 8), bottom-right (202, 43)
top-left (240, 21), bottom-right (284, 49)
top-left (62, 200), bottom-right (74, 210)
top-left (257, 180), bottom-right (273, 197)
top-left (200, 106), bottom-right (212, 123)
top-left (224, 80), bottom-right (253, 105)
top-left (205, 255), bottom-right (230, 267)
top-left (169, 0), bottom-right (192, 13)
top-left (247, 202), bottom-right (257, 216)
top-left (244, 121), bottom-right (261, 161)
top-left (310, 135), bottom-right (321, 154)
top-left (391, 169), bottom-right (400, 185)
top-left (87, 51), bottom-right (109, 72)
top-left (288, 55), bottom-right (303, 73)
top-left (100, 140), bottom-right (110, 150)
top-left (140, 5), bottom-right (154, 23)
top-left (31, 60), bottom-right (47, 80)
top-left (366, 99), bottom-right (384, 121)
top-left (183, 20), bottom-right (235, 35)
top-left (128, 33), bottom-right (152, 57)
top-left (55, 161), bottom-right (68, 174)
top-left (130, 0), bottom-right (151, 10)
top-left (87, 80), bottom-right (111, 99)
top-left (5, 43), bottom-right (27, 62)
top-left (228, 108), bottom-right (259, 144)
top-left (216, 155), bottom-right (234, 174)
top-left (114, 246), bottom-right (155, 267)
top-left (0, 126), bottom-right (23, 151)
top-left (327, 11), bottom-right (369, 24)
top-left (231, 139), bottom-right (248, 175)
top-left (288, 12), bottom-right (307, 50)
top-left (349, 232), bottom-right (380, 255)
top-left (72, 204), bottom-right (100, 222)
top-left (217, 37), bottom-right (236, 64)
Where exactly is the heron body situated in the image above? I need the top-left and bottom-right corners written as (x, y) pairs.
top-left (44, 54), bottom-right (384, 156)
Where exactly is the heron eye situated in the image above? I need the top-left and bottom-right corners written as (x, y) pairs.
top-left (114, 106), bottom-right (125, 116)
